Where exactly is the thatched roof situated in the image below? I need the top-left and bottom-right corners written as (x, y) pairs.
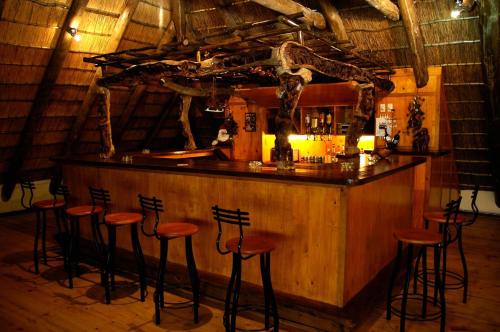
top-left (0, 0), bottom-right (497, 194)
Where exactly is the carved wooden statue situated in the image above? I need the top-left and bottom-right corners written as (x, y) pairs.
top-left (96, 86), bottom-right (115, 158)
top-left (345, 83), bottom-right (375, 156)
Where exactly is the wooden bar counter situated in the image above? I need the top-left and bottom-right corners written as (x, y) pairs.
top-left (55, 154), bottom-right (425, 308)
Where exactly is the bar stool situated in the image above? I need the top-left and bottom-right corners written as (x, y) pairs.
top-left (98, 188), bottom-right (147, 304)
top-left (387, 198), bottom-right (461, 332)
top-left (212, 205), bottom-right (279, 332)
top-left (20, 179), bottom-right (69, 274)
top-left (138, 194), bottom-right (199, 325)
top-left (415, 187), bottom-right (479, 303)
top-left (65, 186), bottom-right (108, 289)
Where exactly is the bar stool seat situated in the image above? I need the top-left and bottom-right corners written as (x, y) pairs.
top-left (394, 229), bottom-right (442, 245)
top-left (157, 222), bottom-right (199, 238)
top-left (226, 235), bottom-right (276, 255)
top-left (105, 212), bottom-right (142, 225)
top-left (423, 211), bottom-right (465, 224)
top-left (66, 205), bottom-right (103, 217)
top-left (33, 199), bottom-right (66, 209)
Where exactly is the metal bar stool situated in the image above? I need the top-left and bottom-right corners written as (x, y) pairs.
top-left (65, 186), bottom-right (108, 289)
top-left (138, 194), bottom-right (200, 325)
top-left (97, 188), bottom-right (147, 304)
top-left (387, 198), bottom-right (461, 332)
top-left (20, 179), bottom-right (69, 274)
top-left (212, 205), bottom-right (279, 332)
top-left (415, 186), bottom-right (479, 303)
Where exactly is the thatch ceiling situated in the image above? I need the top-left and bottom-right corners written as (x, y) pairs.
top-left (0, 0), bottom-right (497, 194)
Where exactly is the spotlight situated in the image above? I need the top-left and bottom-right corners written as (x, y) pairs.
top-left (68, 27), bottom-right (81, 42)
top-left (451, 0), bottom-right (464, 18)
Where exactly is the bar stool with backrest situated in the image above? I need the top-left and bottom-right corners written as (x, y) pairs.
top-left (20, 179), bottom-right (70, 274)
top-left (387, 197), bottom-right (461, 332)
top-left (98, 187), bottom-right (147, 304)
top-left (415, 185), bottom-right (479, 303)
top-left (65, 186), bottom-right (108, 289)
top-left (212, 205), bottom-right (279, 332)
top-left (138, 194), bottom-right (200, 325)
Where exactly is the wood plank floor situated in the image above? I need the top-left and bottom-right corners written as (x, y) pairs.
top-left (0, 212), bottom-right (499, 331)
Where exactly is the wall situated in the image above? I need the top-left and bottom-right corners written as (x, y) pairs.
top-left (0, 180), bottom-right (52, 214)
top-left (461, 190), bottom-right (500, 215)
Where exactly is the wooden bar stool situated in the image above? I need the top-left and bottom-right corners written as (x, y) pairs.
top-left (415, 187), bottom-right (478, 303)
top-left (138, 194), bottom-right (200, 325)
top-left (65, 186), bottom-right (108, 289)
top-left (98, 188), bottom-right (147, 304)
top-left (20, 179), bottom-right (69, 274)
top-left (387, 198), bottom-right (460, 332)
top-left (212, 205), bottom-right (279, 332)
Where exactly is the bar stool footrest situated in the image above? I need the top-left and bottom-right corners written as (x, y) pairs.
top-left (416, 269), bottom-right (465, 290)
top-left (390, 294), bottom-right (442, 321)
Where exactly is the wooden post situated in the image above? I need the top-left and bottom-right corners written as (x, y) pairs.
top-left (113, 84), bottom-right (147, 148)
top-left (398, 0), bottom-right (429, 88)
top-left (179, 95), bottom-right (197, 151)
top-left (345, 83), bottom-right (375, 156)
top-left (479, 0), bottom-right (500, 204)
top-left (1, 0), bottom-right (89, 202)
top-left (365, 0), bottom-right (400, 21)
top-left (64, 0), bottom-right (140, 156)
top-left (251, 0), bottom-right (327, 29)
top-left (318, 0), bottom-right (349, 42)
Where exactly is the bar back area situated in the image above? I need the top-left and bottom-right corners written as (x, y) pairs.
top-left (1, 1), bottom-right (499, 331)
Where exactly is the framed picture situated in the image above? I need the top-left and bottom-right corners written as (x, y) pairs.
top-left (245, 112), bottom-right (256, 132)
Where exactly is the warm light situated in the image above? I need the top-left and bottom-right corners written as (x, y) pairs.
top-left (451, 0), bottom-right (463, 18)
top-left (68, 27), bottom-right (81, 42)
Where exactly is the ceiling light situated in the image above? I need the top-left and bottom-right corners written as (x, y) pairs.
top-left (68, 27), bottom-right (81, 42)
top-left (451, 0), bottom-right (464, 18)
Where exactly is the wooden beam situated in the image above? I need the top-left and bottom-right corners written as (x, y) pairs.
top-left (398, 0), bottom-right (428, 88)
top-left (251, 0), bottom-right (326, 30)
top-left (64, 0), bottom-right (140, 156)
top-left (317, 0), bottom-right (349, 42)
top-left (171, 0), bottom-right (186, 43)
top-left (142, 94), bottom-right (179, 150)
top-left (161, 79), bottom-right (234, 97)
top-left (179, 95), bottom-right (197, 150)
top-left (112, 84), bottom-right (147, 148)
top-left (157, 20), bottom-right (176, 50)
top-left (1, 0), bottom-right (89, 202)
top-left (365, 0), bottom-right (400, 21)
top-left (479, 0), bottom-right (500, 205)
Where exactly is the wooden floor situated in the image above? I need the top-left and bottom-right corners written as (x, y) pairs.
top-left (0, 212), bottom-right (499, 331)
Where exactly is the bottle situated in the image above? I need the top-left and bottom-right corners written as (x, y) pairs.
top-left (311, 115), bottom-right (318, 134)
top-left (325, 148), bottom-right (332, 163)
top-left (393, 130), bottom-right (401, 146)
top-left (319, 112), bottom-right (325, 134)
top-left (305, 112), bottom-right (311, 134)
top-left (326, 110), bottom-right (332, 134)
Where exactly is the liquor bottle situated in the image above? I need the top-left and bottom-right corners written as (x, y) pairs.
top-left (305, 112), bottom-right (311, 134)
top-left (311, 114), bottom-right (318, 134)
top-left (326, 110), bottom-right (333, 134)
top-left (319, 112), bottom-right (325, 134)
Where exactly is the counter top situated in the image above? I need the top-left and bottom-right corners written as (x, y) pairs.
top-left (53, 154), bottom-right (425, 186)
top-left (388, 148), bottom-right (450, 157)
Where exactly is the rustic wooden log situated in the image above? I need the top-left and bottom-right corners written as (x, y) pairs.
top-left (365, 0), bottom-right (400, 21)
top-left (479, 0), bottom-right (500, 205)
top-left (142, 94), bottom-right (179, 150)
top-left (274, 69), bottom-right (311, 161)
top-left (398, 0), bottom-right (429, 88)
top-left (157, 20), bottom-right (176, 50)
top-left (345, 83), bottom-right (375, 156)
top-left (113, 84), bottom-right (147, 148)
top-left (171, 0), bottom-right (186, 43)
top-left (1, 0), bottom-right (89, 202)
top-left (179, 96), bottom-right (197, 151)
top-left (64, 0), bottom-right (140, 156)
top-left (251, 0), bottom-right (326, 29)
top-left (96, 87), bottom-right (115, 158)
top-left (317, 0), bottom-right (349, 42)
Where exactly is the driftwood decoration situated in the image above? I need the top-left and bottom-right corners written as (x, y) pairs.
top-left (179, 95), bottom-right (197, 151)
top-left (96, 87), bottom-right (115, 158)
top-left (365, 0), bottom-right (400, 21)
top-left (398, 0), bottom-right (429, 88)
top-left (345, 83), bottom-right (375, 156)
top-left (251, 0), bottom-right (326, 29)
top-left (275, 69), bottom-right (312, 162)
top-left (318, 0), bottom-right (349, 42)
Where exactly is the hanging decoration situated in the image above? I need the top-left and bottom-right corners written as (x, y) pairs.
top-left (407, 96), bottom-right (429, 152)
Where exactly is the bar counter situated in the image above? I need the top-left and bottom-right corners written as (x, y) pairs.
top-left (55, 154), bottom-right (426, 309)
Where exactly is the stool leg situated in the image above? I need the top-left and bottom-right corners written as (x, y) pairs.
top-left (90, 215), bottom-right (104, 285)
top-left (387, 241), bottom-right (403, 320)
top-left (224, 253), bottom-right (238, 331)
top-left (422, 246), bottom-right (428, 318)
top-left (442, 226), bottom-right (448, 301)
top-left (400, 244), bottom-right (414, 332)
top-left (54, 208), bottom-right (62, 245)
top-left (265, 252), bottom-right (279, 331)
top-left (42, 210), bottom-right (47, 265)
top-left (434, 244), bottom-right (441, 305)
top-left (434, 246), bottom-right (446, 332)
top-left (185, 236), bottom-right (199, 323)
top-left (109, 225), bottom-right (117, 291)
top-left (131, 224), bottom-right (146, 302)
top-left (33, 210), bottom-right (41, 274)
top-left (260, 254), bottom-right (270, 330)
top-left (457, 225), bottom-right (468, 303)
top-left (413, 246), bottom-right (423, 294)
top-left (103, 224), bottom-right (116, 304)
top-left (155, 238), bottom-right (168, 325)
top-left (230, 254), bottom-right (242, 332)
top-left (74, 219), bottom-right (81, 275)
top-left (67, 217), bottom-right (76, 289)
